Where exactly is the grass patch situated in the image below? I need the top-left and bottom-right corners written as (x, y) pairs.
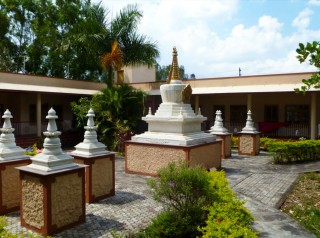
top-left (281, 172), bottom-right (320, 237)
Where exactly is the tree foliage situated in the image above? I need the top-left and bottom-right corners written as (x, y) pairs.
top-left (295, 41), bottom-right (320, 93)
top-left (0, 0), bottom-right (159, 82)
top-left (71, 84), bottom-right (146, 152)
top-left (155, 63), bottom-right (188, 81)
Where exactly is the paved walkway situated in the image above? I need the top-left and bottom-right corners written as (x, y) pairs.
top-left (5, 151), bottom-right (320, 238)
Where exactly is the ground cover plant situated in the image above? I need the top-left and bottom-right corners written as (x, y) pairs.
top-left (137, 162), bottom-right (258, 238)
top-left (281, 172), bottom-right (320, 237)
top-left (0, 216), bottom-right (48, 238)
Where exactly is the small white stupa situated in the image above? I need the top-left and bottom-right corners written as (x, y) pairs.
top-left (27, 108), bottom-right (77, 172)
top-left (0, 109), bottom-right (28, 160)
top-left (210, 110), bottom-right (230, 134)
top-left (241, 110), bottom-right (258, 133)
top-left (72, 108), bottom-right (109, 157)
top-left (132, 47), bottom-right (215, 146)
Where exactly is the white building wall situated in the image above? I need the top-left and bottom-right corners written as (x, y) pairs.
top-left (121, 65), bottom-right (156, 83)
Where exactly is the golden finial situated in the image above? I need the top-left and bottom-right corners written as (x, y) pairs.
top-left (167, 47), bottom-right (180, 84)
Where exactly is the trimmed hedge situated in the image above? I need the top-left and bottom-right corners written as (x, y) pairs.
top-left (268, 140), bottom-right (320, 164)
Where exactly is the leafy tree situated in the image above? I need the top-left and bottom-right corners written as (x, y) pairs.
top-left (0, 1), bottom-right (159, 82)
top-left (71, 84), bottom-right (146, 152)
top-left (100, 4), bottom-right (159, 86)
top-left (295, 41), bottom-right (320, 93)
top-left (156, 63), bottom-right (188, 81)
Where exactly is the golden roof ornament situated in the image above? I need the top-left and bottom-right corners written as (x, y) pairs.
top-left (167, 47), bottom-right (180, 84)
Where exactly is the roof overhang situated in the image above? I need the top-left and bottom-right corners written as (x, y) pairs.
top-left (145, 83), bottom-right (316, 96)
top-left (0, 82), bottom-right (100, 95)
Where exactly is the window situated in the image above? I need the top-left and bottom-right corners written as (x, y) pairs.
top-left (213, 105), bottom-right (225, 120)
top-left (264, 105), bottom-right (278, 122)
top-left (230, 105), bottom-right (247, 122)
top-left (285, 105), bottom-right (309, 123)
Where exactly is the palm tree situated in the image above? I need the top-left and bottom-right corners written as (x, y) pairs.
top-left (100, 40), bottom-right (124, 86)
top-left (100, 4), bottom-right (159, 87)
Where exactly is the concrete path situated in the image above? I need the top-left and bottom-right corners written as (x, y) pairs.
top-left (224, 151), bottom-right (319, 238)
top-left (5, 151), bottom-right (320, 238)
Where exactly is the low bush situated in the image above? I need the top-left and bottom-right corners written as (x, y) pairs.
top-left (231, 135), bottom-right (238, 147)
top-left (146, 162), bottom-right (215, 238)
top-left (259, 137), bottom-right (277, 151)
top-left (268, 140), bottom-right (320, 164)
top-left (199, 171), bottom-right (258, 238)
top-left (143, 162), bottom-right (258, 238)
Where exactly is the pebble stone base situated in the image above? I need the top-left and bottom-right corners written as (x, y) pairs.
top-left (73, 153), bottom-right (115, 203)
top-left (18, 166), bottom-right (86, 236)
top-left (0, 158), bottom-right (30, 215)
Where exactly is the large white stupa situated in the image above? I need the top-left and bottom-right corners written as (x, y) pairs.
top-left (131, 47), bottom-right (215, 146)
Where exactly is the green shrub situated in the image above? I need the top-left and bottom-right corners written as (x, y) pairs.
top-left (146, 162), bottom-right (215, 237)
top-left (199, 171), bottom-right (259, 238)
top-left (268, 140), bottom-right (320, 164)
top-left (231, 135), bottom-right (238, 147)
top-left (259, 137), bottom-right (277, 151)
top-left (144, 162), bottom-right (258, 238)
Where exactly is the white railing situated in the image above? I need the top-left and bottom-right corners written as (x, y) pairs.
top-left (224, 121), bottom-right (310, 139)
top-left (11, 120), bottom-right (73, 136)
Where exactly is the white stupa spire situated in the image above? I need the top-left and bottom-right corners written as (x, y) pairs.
top-left (210, 110), bottom-right (229, 134)
top-left (241, 110), bottom-right (258, 133)
top-left (0, 109), bottom-right (27, 160)
top-left (72, 108), bottom-right (109, 157)
top-left (28, 108), bottom-right (76, 171)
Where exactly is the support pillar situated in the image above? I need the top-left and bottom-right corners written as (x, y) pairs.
top-left (194, 95), bottom-right (199, 114)
top-left (311, 93), bottom-right (317, 140)
top-left (247, 94), bottom-right (252, 111)
top-left (36, 93), bottom-right (41, 137)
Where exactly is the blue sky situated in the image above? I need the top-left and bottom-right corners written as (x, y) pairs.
top-left (96, 0), bottom-right (320, 78)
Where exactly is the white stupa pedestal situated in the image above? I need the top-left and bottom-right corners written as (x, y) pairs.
top-left (71, 109), bottom-right (115, 203)
top-left (125, 48), bottom-right (221, 175)
top-left (237, 133), bottom-right (260, 156)
top-left (237, 110), bottom-right (260, 156)
top-left (0, 109), bottom-right (31, 215)
top-left (16, 108), bottom-right (86, 236)
top-left (125, 140), bottom-right (221, 176)
top-left (209, 110), bottom-right (232, 159)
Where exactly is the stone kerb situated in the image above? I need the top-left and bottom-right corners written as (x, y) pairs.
top-left (16, 108), bottom-right (86, 236)
top-left (237, 110), bottom-right (260, 156)
top-left (0, 109), bottom-right (30, 215)
top-left (209, 110), bottom-right (231, 159)
top-left (71, 108), bottom-right (115, 203)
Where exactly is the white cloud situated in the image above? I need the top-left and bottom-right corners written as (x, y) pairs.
top-left (258, 15), bottom-right (283, 32)
top-left (95, 0), bottom-right (320, 78)
top-left (292, 8), bottom-right (313, 30)
top-left (308, 0), bottom-right (320, 6)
